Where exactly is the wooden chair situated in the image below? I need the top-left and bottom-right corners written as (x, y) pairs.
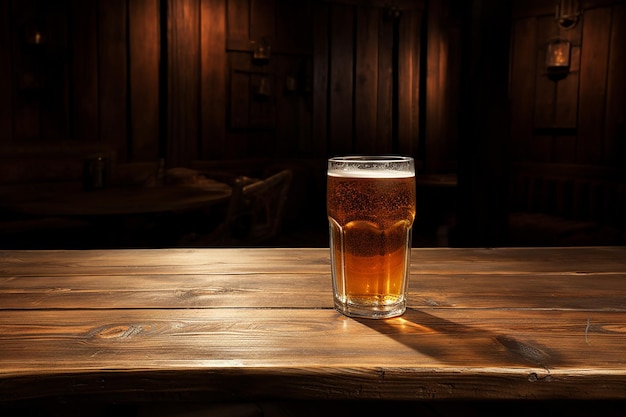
top-left (179, 169), bottom-right (293, 247)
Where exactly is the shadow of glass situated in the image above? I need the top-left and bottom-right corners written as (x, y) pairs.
top-left (355, 308), bottom-right (559, 369)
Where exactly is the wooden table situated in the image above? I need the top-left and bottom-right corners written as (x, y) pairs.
top-left (0, 180), bottom-right (232, 216)
top-left (1, 247), bottom-right (625, 410)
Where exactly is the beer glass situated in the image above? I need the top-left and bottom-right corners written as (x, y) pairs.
top-left (327, 156), bottom-right (416, 319)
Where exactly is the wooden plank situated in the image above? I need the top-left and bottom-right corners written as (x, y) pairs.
top-left (70, 0), bottom-right (98, 143)
top-left (275, 0), bottom-right (314, 54)
top-left (354, 4), bottom-right (379, 154)
top-left (129, 0), bottom-right (160, 161)
top-left (509, 17), bottom-right (537, 162)
top-left (328, 3), bottom-right (354, 155)
top-left (200, 0), bottom-right (227, 159)
top-left (1, 308), bottom-right (626, 401)
top-left (0, 0), bottom-right (14, 143)
top-left (167, 0), bottom-right (200, 167)
top-left (98, 0), bottom-right (128, 161)
top-left (227, 0), bottom-right (249, 45)
top-left (275, 55), bottom-right (297, 156)
top-left (11, 0), bottom-right (41, 142)
top-left (514, 0), bottom-right (620, 18)
top-left (2, 247), bottom-right (626, 277)
top-left (533, 17), bottom-right (557, 130)
top-left (397, 8), bottom-right (422, 157)
top-left (2, 271), bottom-right (626, 311)
top-left (295, 59), bottom-right (314, 155)
top-left (423, 0), bottom-right (449, 170)
top-left (2, 308), bottom-right (625, 370)
top-left (248, 71), bottom-right (276, 132)
top-left (578, 7), bottom-right (611, 164)
top-left (39, 0), bottom-right (69, 142)
top-left (312, 1), bottom-right (329, 157)
top-left (604, 4), bottom-right (626, 163)
top-left (376, 9), bottom-right (393, 155)
top-left (250, 0), bottom-right (274, 41)
top-left (229, 53), bottom-right (251, 130)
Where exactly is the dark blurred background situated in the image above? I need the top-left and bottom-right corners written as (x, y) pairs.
top-left (0, 0), bottom-right (624, 249)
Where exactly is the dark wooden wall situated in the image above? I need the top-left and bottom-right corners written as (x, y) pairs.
top-left (1, 0), bottom-right (625, 247)
top-left (510, 0), bottom-right (626, 167)
top-left (0, 0), bottom-right (440, 183)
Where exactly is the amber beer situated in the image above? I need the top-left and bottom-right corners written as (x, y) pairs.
top-left (327, 156), bottom-right (416, 319)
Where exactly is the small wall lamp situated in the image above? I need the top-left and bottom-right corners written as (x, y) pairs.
top-left (251, 38), bottom-right (271, 63)
top-left (546, 38), bottom-right (571, 76)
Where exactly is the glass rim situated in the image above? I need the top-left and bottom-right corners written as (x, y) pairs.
top-left (328, 155), bottom-right (414, 163)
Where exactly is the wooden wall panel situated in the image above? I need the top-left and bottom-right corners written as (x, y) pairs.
top-left (200, 0), bottom-right (227, 159)
top-left (294, 60), bottom-right (314, 155)
top-left (227, 0), bottom-right (249, 46)
top-left (98, 0), bottom-right (128, 161)
top-left (510, 17), bottom-right (537, 162)
top-left (0, 0), bottom-right (13, 144)
top-left (328, 3), bottom-right (354, 156)
top-left (275, 56), bottom-right (298, 157)
top-left (604, 3), bottom-right (626, 164)
top-left (312, 1), bottom-right (329, 158)
top-left (11, 0), bottom-right (43, 142)
top-left (578, 7), bottom-right (612, 164)
top-left (531, 16), bottom-right (557, 161)
top-left (533, 17), bottom-right (559, 131)
top-left (70, 0), bottom-right (98, 143)
top-left (39, 0), bottom-right (69, 143)
top-left (227, 53), bottom-right (250, 157)
top-left (375, 11), bottom-right (393, 155)
top-left (554, 22), bottom-right (581, 131)
top-left (229, 54), bottom-right (250, 131)
top-left (354, 5), bottom-right (379, 155)
top-left (274, 61), bottom-right (314, 156)
top-left (552, 42), bottom-right (580, 164)
top-left (531, 16), bottom-right (581, 163)
top-left (250, 0), bottom-right (274, 41)
top-left (397, 9), bottom-right (422, 157)
top-left (275, 0), bottom-right (313, 54)
top-left (511, 0), bottom-right (625, 168)
top-left (129, 0), bottom-right (160, 161)
top-left (313, 0), bottom-right (426, 159)
top-left (424, 0), bottom-right (454, 172)
top-left (167, 0), bottom-right (200, 167)
top-left (275, 0), bottom-right (314, 155)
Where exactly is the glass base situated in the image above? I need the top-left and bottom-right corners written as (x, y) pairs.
top-left (334, 298), bottom-right (406, 319)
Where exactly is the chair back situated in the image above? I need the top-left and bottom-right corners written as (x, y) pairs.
top-left (221, 169), bottom-right (293, 245)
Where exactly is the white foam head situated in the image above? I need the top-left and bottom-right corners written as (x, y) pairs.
top-left (328, 169), bottom-right (414, 178)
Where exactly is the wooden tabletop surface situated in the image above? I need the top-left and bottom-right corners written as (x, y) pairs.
top-left (1, 247), bottom-right (625, 404)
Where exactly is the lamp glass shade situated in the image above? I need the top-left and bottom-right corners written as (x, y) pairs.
top-left (546, 39), bottom-right (571, 69)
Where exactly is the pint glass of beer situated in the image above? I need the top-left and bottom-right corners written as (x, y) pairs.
top-left (327, 156), bottom-right (416, 319)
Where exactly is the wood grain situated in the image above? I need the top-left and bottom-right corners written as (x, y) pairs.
top-left (70, 0), bottom-right (98, 143)
top-left (167, 0), bottom-right (200, 167)
top-left (200, 0), bottom-right (227, 159)
top-left (577, 7), bottom-right (612, 164)
top-left (329, 3), bottom-right (354, 155)
top-left (1, 247), bottom-right (626, 402)
top-left (98, 0), bottom-right (128, 161)
top-left (129, 0), bottom-right (160, 161)
top-left (605, 3), bottom-right (626, 164)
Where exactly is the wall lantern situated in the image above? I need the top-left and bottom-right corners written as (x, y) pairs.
top-left (555, 0), bottom-right (581, 30)
top-left (546, 38), bottom-right (571, 76)
top-left (251, 38), bottom-right (271, 63)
